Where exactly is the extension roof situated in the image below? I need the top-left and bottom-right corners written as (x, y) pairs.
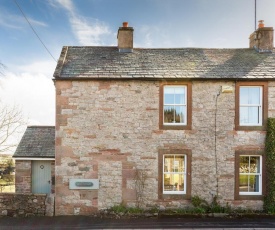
top-left (54, 46), bottom-right (275, 80)
top-left (13, 126), bottom-right (55, 158)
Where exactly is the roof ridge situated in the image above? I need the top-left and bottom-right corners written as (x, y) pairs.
top-left (27, 126), bottom-right (55, 128)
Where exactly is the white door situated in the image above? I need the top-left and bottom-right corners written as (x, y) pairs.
top-left (32, 161), bottom-right (51, 194)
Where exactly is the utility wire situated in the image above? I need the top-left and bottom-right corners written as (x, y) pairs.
top-left (255, 0), bottom-right (257, 31)
top-left (13, 0), bottom-right (57, 62)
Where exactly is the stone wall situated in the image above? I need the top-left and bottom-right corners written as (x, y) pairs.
top-left (15, 160), bottom-right (31, 193)
top-left (0, 193), bottom-right (54, 217)
top-left (55, 79), bottom-right (274, 215)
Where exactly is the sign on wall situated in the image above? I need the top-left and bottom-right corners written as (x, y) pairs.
top-left (69, 179), bottom-right (99, 190)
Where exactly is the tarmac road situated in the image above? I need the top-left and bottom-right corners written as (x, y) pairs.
top-left (1, 215), bottom-right (275, 230)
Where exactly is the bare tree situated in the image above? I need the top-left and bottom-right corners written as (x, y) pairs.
top-left (0, 62), bottom-right (6, 76)
top-left (0, 103), bottom-right (25, 153)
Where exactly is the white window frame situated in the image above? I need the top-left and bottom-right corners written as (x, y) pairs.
top-left (239, 155), bottom-right (262, 196)
top-left (163, 154), bottom-right (186, 195)
top-left (239, 86), bottom-right (262, 126)
top-left (163, 85), bottom-right (187, 125)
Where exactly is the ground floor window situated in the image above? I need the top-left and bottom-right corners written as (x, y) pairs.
top-left (235, 150), bottom-right (265, 200)
top-left (158, 149), bottom-right (191, 199)
top-left (163, 154), bottom-right (186, 194)
top-left (239, 155), bottom-right (262, 195)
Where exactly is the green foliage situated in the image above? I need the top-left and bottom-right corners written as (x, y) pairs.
top-left (192, 207), bottom-right (207, 214)
top-left (110, 205), bottom-right (128, 214)
top-left (264, 118), bottom-right (275, 213)
top-left (191, 195), bottom-right (208, 208)
top-left (109, 195), bottom-right (264, 216)
top-left (127, 207), bottom-right (143, 214)
top-left (109, 204), bottom-right (143, 214)
top-left (191, 195), bottom-right (232, 213)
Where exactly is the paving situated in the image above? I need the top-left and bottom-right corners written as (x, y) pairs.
top-left (1, 215), bottom-right (275, 230)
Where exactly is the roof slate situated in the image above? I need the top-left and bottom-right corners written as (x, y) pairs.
top-left (54, 46), bottom-right (275, 80)
top-left (13, 126), bottom-right (55, 158)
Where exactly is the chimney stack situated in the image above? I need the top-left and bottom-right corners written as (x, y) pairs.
top-left (249, 20), bottom-right (274, 52)
top-left (117, 22), bottom-right (134, 53)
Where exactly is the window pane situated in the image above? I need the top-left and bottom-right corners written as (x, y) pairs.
top-left (164, 155), bottom-right (173, 172)
top-left (163, 173), bottom-right (184, 192)
top-left (240, 107), bottom-right (249, 124)
top-left (239, 175), bottom-right (259, 192)
top-left (174, 87), bottom-right (185, 104)
top-left (239, 175), bottom-right (249, 192)
top-left (240, 107), bottom-right (259, 124)
top-left (250, 156), bottom-right (260, 173)
top-left (249, 175), bottom-right (260, 192)
top-left (175, 155), bottom-right (185, 172)
top-left (164, 174), bottom-right (173, 191)
top-left (178, 175), bottom-right (184, 191)
top-left (240, 156), bottom-right (249, 173)
top-left (240, 87), bottom-right (261, 105)
top-left (164, 93), bottom-right (174, 104)
top-left (175, 106), bottom-right (185, 123)
top-left (249, 88), bottom-right (260, 104)
top-left (247, 107), bottom-right (260, 124)
top-left (240, 87), bottom-right (249, 104)
top-left (164, 87), bottom-right (174, 94)
top-left (164, 106), bottom-right (174, 123)
top-left (164, 87), bottom-right (175, 104)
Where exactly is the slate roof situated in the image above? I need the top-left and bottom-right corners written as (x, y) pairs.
top-left (54, 46), bottom-right (275, 80)
top-left (13, 126), bottom-right (55, 158)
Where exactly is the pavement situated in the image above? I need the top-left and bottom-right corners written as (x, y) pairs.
top-left (1, 215), bottom-right (275, 230)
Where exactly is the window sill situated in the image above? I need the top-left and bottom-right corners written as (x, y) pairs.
top-left (235, 194), bottom-right (264, 200)
top-left (235, 125), bottom-right (266, 131)
top-left (159, 193), bottom-right (191, 200)
top-left (160, 124), bottom-right (192, 130)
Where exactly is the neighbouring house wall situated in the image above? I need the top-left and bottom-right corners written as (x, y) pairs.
top-left (15, 160), bottom-right (31, 193)
top-left (55, 80), bottom-right (275, 215)
top-left (51, 161), bottom-right (55, 194)
top-left (0, 193), bottom-right (54, 217)
top-left (15, 160), bottom-right (55, 194)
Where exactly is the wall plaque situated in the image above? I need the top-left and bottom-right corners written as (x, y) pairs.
top-left (69, 179), bottom-right (99, 190)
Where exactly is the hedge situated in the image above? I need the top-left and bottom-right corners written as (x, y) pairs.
top-left (264, 118), bottom-right (275, 213)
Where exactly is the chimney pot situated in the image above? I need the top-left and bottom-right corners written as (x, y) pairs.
top-left (258, 20), bottom-right (265, 28)
top-left (123, 22), bottom-right (128, 27)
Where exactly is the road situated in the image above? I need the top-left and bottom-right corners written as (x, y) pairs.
top-left (1, 215), bottom-right (275, 229)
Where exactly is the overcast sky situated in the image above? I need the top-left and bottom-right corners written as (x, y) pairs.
top-left (0, 0), bottom-right (275, 129)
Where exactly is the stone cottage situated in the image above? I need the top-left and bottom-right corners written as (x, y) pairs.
top-left (53, 21), bottom-right (275, 215)
top-left (13, 126), bottom-right (55, 194)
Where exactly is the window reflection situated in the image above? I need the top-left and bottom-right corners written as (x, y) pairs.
top-left (239, 156), bottom-right (261, 194)
top-left (164, 86), bottom-right (186, 124)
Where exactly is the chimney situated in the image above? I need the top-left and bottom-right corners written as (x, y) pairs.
top-left (117, 22), bottom-right (134, 53)
top-left (249, 20), bottom-right (274, 52)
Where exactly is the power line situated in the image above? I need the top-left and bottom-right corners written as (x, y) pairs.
top-left (13, 0), bottom-right (57, 62)
top-left (255, 0), bottom-right (257, 30)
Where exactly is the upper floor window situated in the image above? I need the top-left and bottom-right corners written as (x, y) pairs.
top-left (164, 86), bottom-right (186, 125)
top-left (235, 82), bottom-right (268, 131)
top-left (239, 86), bottom-right (262, 126)
top-left (159, 82), bottom-right (192, 130)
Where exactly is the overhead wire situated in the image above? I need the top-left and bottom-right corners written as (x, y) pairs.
top-left (13, 0), bottom-right (57, 62)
